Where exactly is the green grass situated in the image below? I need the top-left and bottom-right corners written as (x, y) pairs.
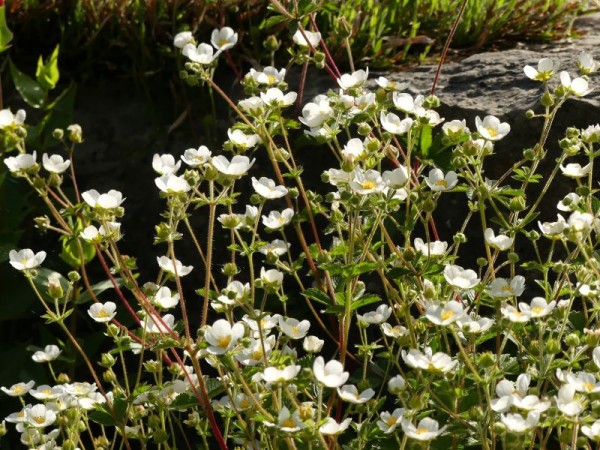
top-left (3, 0), bottom-right (590, 77)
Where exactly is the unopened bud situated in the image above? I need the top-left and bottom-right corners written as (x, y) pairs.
top-left (67, 124), bottom-right (83, 144)
top-left (52, 128), bottom-right (64, 140)
top-left (264, 35), bottom-right (280, 52)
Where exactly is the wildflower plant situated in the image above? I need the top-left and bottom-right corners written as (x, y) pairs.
top-left (3, 8), bottom-right (600, 450)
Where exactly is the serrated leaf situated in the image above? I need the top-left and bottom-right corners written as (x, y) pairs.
top-left (259, 14), bottom-right (288, 29)
top-left (36, 45), bottom-right (60, 91)
top-left (170, 393), bottom-right (201, 410)
top-left (351, 294), bottom-right (381, 311)
top-left (9, 59), bottom-right (45, 108)
top-left (343, 261), bottom-right (378, 278)
top-left (302, 287), bottom-right (332, 305)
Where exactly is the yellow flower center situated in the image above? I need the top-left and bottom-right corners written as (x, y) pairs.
top-left (282, 418), bottom-right (297, 428)
top-left (291, 326), bottom-right (299, 336)
top-left (416, 427), bottom-right (428, 435)
top-left (13, 386), bottom-right (24, 394)
top-left (584, 382), bottom-right (595, 392)
top-left (486, 127), bottom-right (498, 137)
top-left (33, 416), bottom-right (45, 424)
top-left (239, 399), bottom-right (250, 409)
top-left (97, 309), bottom-right (110, 318)
top-left (386, 417), bottom-right (397, 426)
top-left (361, 180), bottom-right (376, 190)
top-left (435, 179), bottom-right (448, 187)
top-left (441, 310), bottom-right (454, 321)
top-left (532, 306), bottom-right (543, 314)
top-left (268, 74), bottom-right (276, 84)
top-left (251, 350), bottom-right (263, 361)
top-left (219, 38), bottom-right (230, 47)
top-left (218, 336), bottom-right (232, 348)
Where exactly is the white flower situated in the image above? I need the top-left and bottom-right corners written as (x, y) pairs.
top-left (377, 408), bottom-right (405, 433)
top-left (252, 177), bottom-right (288, 199)
top-left (238, 96), bottom-right (265, 115)
top-left (557, 192), bottom-right (580, 212)
top-left (0, 108), bottom-right (26, 129)
top-left (319, 417), bottom-right (352, 435)
top-left (393, 92), bottom-right (419, 113)
top-left (475, 115), bottom-right (510, 141)
top-left (388, 375), bottom-right (407, 394)
top-left (303, 335), bottom-right (324, 353)
top-left (382, 166), bottom-right (409, 188)
top-left (30, 385), bottom-right (63, 401)
top-left (235, 336), bottom-right (274, 366)
top-left (560, 71), bottom-right (589, 96)
top-left (357, 304), bottom-right (392, 325)
top-left (42, 154), bottom-right (70, 174)
top-left (313, 358), bottom-right (348, 389)
top-left (456, 316), bottom-right (494, 334)
top-left (1, 380), bottom-right (35, 397)
top-left (157, 255), bottom-right (193, 276)
top-left (299, 99), bottom-right (333, 128)
top-left (262, 365), bottom-right (301, 384)
top-left (375, 76), bottom-right (408, 91)
top-left (9, 249), bottom-right (47, 271)
top-left (262, 208), bottom-right (294, 229)
top-left (443, 264), bottom-right (479, 289)
top-left (337, 384), bottom-right (375, 404)
top-left (25, 404), bottom-right (56, 428)
top-left (582, 124), bottom-right (600, 143)
top-left (88, 302), bottom-right (117, 323)
top-left (248, 66), bottom-right (286, 86)
top-left (278, 317), bottom-right (310, 339)
top-left (32, 345), bottom-right (61, 363)
top-left (402, 347), bottom-right (458, 373)
top-left (152, 286), bottom-right (180, 309)
top-left (182, 42), bottom-right (219, 64)
top-left (259, 239), bottom-right (290, 257)
top-left (555, 384), bottom-right (584, 416)
top-left (260, 88), bottom-right (297, 107)
top-left (578, 52), bottom-right (600, 75)
top-left (381, 322), bottom-right (408, 338)
top-left (264, 406), bottom-right (305, 432)
top-left (538, 214), bottom-right (567, 237)
top-left (342, 138), bottom-right (366, 161)
top-left (174, 31), bottom-right (194, 49)
top-left (560, 162), bottom-right (592, 178)
top-left (227, 129), bottom-right (260, 149)
top-left (568, 210), bottom-right (595, 233)
top-left (155, 174), bottom-right (191, 194)
top-left (523, 58), bottom-right (557, 81)
top-left (566, 371), bottom-right (600, 394)
top-left (402, 417), bottom-right (446, 441)
top-left (425, 301), bottom-right (466, 326)
top-left (212, 154), bottom-right (255, 176)
top-left (142, 313), bottom-right (175, 334)
top-left (82, 189), bottom-right (124, 209)
top-left (293, 29), bottom-right (321, 47)
top-left (486, 276), bottom-right (525, 298)
top-left (181, 146), bottom-right (211, 167)
top-left (484, 228), bottom-right (513, 251)
top-left (520, 297), bottom-right (556, 319)
top-left (425, 168), bottom-right (458, 191)
top-left (4, 151), bottom-right (37, 172)
top-left (152, 153), bottom-right (181, 175)
top-left (211, 27), bottom-right (238, 51)
top-left (349, 169), bottom-right (385, 195)
top-left (380, 111), bottom-right (413, 135)
top-left (500, 304), bottom-right (531, 323)
top-left (217, 280), bottom-right (250, 305)
top-left (582, 420), bottom-right (600, 441)
top-left (442, 119), bottom-right (469, 137)
top-left (337, 69), bottom-right (368, 90)
top-left (414, 238), bottom-right (447, 257)
top-left (501, 412), bottom-right (540, 433)
top-left (204, 319), bottom-right (245, 355)
top-left (260, 267), bottom-right (284, 289)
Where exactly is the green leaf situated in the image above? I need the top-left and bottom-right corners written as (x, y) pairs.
top-left (9, 59), bottom-right (45, 108)
top-left (419, 125), bottom-right (432, 157)
top-left (342, 261), bottom-right (379, 279)
top-left (60, 236), bottom-right (96, 268)
top-left (76, 278), bottom-right (123, 305)
top-left (169, 393), bottom-right (201, 410)
top-left (89, 396), bottom-right (127, 426)
top-left (259, 14), bottom-right (288, 29)
top-left (351, 294), bottom-right (381, 311)
top-left (302, 287), bottom-right (333, 306)
top-left (0, 4), bottom-right (13, 52)
top-left (35, 45), bottom-right (60, 91)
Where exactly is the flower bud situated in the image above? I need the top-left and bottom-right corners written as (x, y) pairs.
top-left (222, 263), bottom-right (239, 277)
top-left (477, 257), bottom-right (487, 267)
top-left (422, 197), bottom-right (436, 213)
top-left (586, 333), bottom-right (600, 348)
top-left (34, 215), bottom-right (51, 230)
top-left (144, 360), bottom-right (161, 373)
top-left (264, 35), bottom-right (280, 52)
top-left (62, 440), bottom-right (77, 450)
top-left (469, 406), bottom-right (484, 421)
top-left (337, 17), bottom-right (352, 39)
top-left (47, 273), bottom-right (64, 299)
top-left (57, 372), bottom-right (70, 384)
top-left (526, 230), bottom-right (540, 241)
top-left (148, 415), bottom-right (162, 429)
top-left (100, 352), bottom-right (116, 368)
top-left (357, 122), bottom-right (372, 136)
top-left (540, 91), bottom-right (555, 107)
top-left (107, 323), bottom-right (120, 338)
top-left (314, 51), bottom-right (326, 69)
top-left (566, 127), bottom-right (580, 139)
top-left (509, 196), bottom-right (526, 212)
top-left (565, 333), bottom-right (580, 347)
top-left (68, 271), bottom-right (81, 282)
top-left (103, 369), bottom-right (117, 383)
top-left (52, 128), bottom-right (64, 140)
top-left (576, 185), bottom-right (590, 197)
top-left (523, 148), bottom-right (536, 160)
top-left (0, 421), bottom-right (6, 437)
top-left (453, 232), bottom-right (467, 244)
top-left (424, 95), bottom-right (440, 109)
top-left (507, 252), bottom-right (519, 263)
top-left (67, 124), bottom-right (83, 144)
top-left (525, 109), bottom-right (535, 119)
top-left (477, 352), bottom-right (495, 368)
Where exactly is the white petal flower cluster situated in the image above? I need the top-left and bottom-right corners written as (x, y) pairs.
top-left (4, 151), bottom-right (37, 173)
top-left (401, 347), bottom-right (458, 373)
top-left (177, 27), bottom-right (237, 64)
top-left (9, 249), bottom-right (47, 271)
